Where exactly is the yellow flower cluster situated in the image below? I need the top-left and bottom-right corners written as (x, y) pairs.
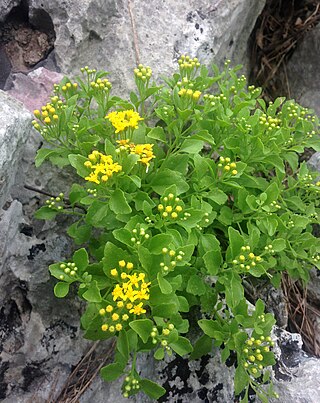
top-left (243, 334), bottom-right (274, 376)
top-left (178, 88), bottom-right (201, 101)
top-left (90, 77), bottom-right (112, 92)
top-left (84, 150), bottom-right (122, 184)
top-left (178, 55), bottom-right (200, 70)
top-left (100, 261), bottom-right (150, 333)
top-left (157, 193), bottom-right (184, 220)
top-left (106, 110), bottom-right (144, 133)
top-left (116, 140), bottom-right (155, 168)
top-left (134, 64), bottom-right (152, 81)
top-left (232, 246), bottom-right (263, 272)
top-left (33, 97), bottom-right (64, 127)
top-left (160, 247), bottom-right (185, 273)
top-left (218, 156), bottom-right (238, 176)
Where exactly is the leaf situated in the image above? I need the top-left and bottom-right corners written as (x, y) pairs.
top-left (140, 379), bottom-right (166, 400)
top-left (35, 148), bottom-right (56, 167)
top-left (272, 238), bottom-right (286, 252)
top-left (149, 234), bottom-right (173, 254)
top-left (224, 273), bottom-right (244, 308)
top-left (227, 227), bottom-right (243, 260)
top-left (152, 302), bottom-right (178, 317)
top-left (34, 206), bottom-right (58, 220)
top-left (109, 189), bottom-right (131, 214)
top-left (157, 273), bottom-right (173, 294)
top-left (147, 126), bottom-right (166, 142)
top-left (180, 139), bottom-right (204, 154)
top-left (129, 319), bottom-right (153, 343)
top-left (100, 362), bottom-right (124, 382)
top-left (154, 347), bottom-right (165, 360)
top-left (150, 168), bottom-right (189, 195)
top-left (170, 336), bottom-right (193, 356)
top-left (234, 364), bottom-right (249, 395)
top-left (198, 319), bottom-right (222, 338)
top-left (54, 282), bottom-right (70, 298)
top-left (68, 154), bottom-right (90, 177)
top-left (73, 248), bottom-right (89, 272)
top-left (206, 189), bottom-right (228, 205)
top-left (117, 330), bottom-right (129, 362)
top-left (186, 275), bottom-right (206, 296)
top-left (190, 334), bottom-right (212, 360)
top-left (122, 153), bottom-right (140, 173)
top-left (82, 281), bottom-right (102, 303)
top-left (203, 249), bottom-right (222, 275)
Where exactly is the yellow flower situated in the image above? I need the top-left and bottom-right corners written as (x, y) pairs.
top-left (129, 302), bottom-right (146, 315)
top-left (110, 269), bottom-right (118, 276)
top-left (101, 324), bottom-right (108, 331)
top-left (115, 323), bottom-right (123, 331)
top-left (106, 110), bottom-right (144, 133)
top-left (84, 151), bottom-right (122, 184)
top-left (112, 313), bottom-right (119, 321)
top-left (130, 143), bottom-right (155, 168)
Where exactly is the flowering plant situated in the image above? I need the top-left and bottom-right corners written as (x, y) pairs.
top-left (33, 57), bottom-right (320, 401)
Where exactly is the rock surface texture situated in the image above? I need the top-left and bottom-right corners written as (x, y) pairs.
top-left (287, 24), bottom-right (320, 116)
top-left (0, 91), bottom-right (32, 210)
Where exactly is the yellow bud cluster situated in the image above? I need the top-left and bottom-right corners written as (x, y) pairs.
top-left (134, 64), bottom-right (152, 82)
top-left (33, 99), bottom-right (64, 128)
top-left (160, 248), bottom-right (185, 273)
top-left (243, 334), bottom-right (274, 375)
top-left (232, 246), bottom-right (263, 272)
top-left (157, 194), bottom-right (184, 220)
top-left (45, 193), bottom-right (65, 211)
top-left (259, 114), bottom-right (281, 130)
top-left (122, 375), bottom-right (141, 397)
top-left (217, 156), bottom-right (238, 176)
top-left (61, 81), bottom-right (78, 92)
top-left (59, 259), bottom-right (78, 279)
top-left (130, 226), bottom-right (150, 245)
top-left (178, 55), bottom-right (200, 70)
top-left (80, 66), bottom-right (97, 75)
top-left (84, 150), bottom-right (122, 184)
top-left (90, 77), bottom-right (112, 92)
top-left (178, 87), bottom-right (201, 101)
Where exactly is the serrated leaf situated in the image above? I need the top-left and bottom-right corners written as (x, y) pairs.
top-left (149, 233), bottom-right (173, 254)
top-left (82, 281), bottom-right (102, 303)
top-left (109, 189), bottom-right (131, 214)
top-left (186, 275), bottom-right (206, 296)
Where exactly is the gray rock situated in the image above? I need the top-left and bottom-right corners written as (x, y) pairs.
top-left (0, 0), bottom-right (20, 22)
top-left (287, 25), bottom-right (320, 115)
top-left (26, 0), bottom-right (266, 94)
top-left (0, 91), bottom-right (32, 209)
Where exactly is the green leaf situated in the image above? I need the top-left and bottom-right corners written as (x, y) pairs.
top-left (224, 273), bottom-right (244, 308)
top-left (190, 334), bottom-right (212, 360)
top-left (149, 234), bottom-right (173, 254)
top-left (206, 189), bottom-right (228, 205)
top-left (198, 319), bottom-right (222, 339)
top-left (100, 362), bottom-right (124, 382)
top-left (227, 227), bottom-right (244, 260)
top-left (170, 336), bottom-right (193, 356)
top-left (109, 189), bottom-right (132, 214)
top-left (186, 275), bottom-right (206, 296)
top-left (147, 126), bottom-right (166, 142)
top-left (117, 330), bottom-right (129, 362)
top-left (73, 248), bottom-right (89, 272)
top-left (180, 139), bottom-right (204, 154)
top-left (203, 249), bottom-right (222, 275)
top-left (122, 153), bottom-right (140, 173)
top-left (234, 364), bottom-right (249, 395)
top-left (154, 347), bottom-right (165, 360)
top-left (68, 154), bottom-right (90, 177)
top-left (150, 168), bottom-right (189, 195)
top-left (129, 319), bottom-right (153, 343)
top-left (34, 206), bottom-right (58, 220)
top-left (54, 282), bottom-right (70, 298)
top-left (157, 273), bottom-right (173, 294)
top-left (35, 148), bottom-right (56, 167)
top-left (140, 379), bottom-right (166, 400)
top-left (272, 238), bottom-right (286, 252)
top-left (152, 302), bottom-right (178, 317)
top-left (82, 281), bottom-right (102, 303)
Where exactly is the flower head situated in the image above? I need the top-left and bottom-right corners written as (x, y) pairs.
top-left (106, 110), bottom-right (144, 133)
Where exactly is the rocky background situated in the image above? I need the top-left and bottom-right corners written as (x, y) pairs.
top-left (0, 0), bottom-right (320, 402)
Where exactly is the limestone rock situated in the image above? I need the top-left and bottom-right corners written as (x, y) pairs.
top-left (27, 0), bottom-right (266, 93)
top-left (0, 0), bottom-right (20, 22)
top-left (287, 25), bottom-right (320, 116)
top-left (0, 91), bottom-right (32, 209)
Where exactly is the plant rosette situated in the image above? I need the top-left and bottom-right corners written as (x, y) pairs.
top-left (33, 58), bottom-right (320, 401)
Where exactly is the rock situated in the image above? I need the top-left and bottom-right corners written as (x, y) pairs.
top-left (271, 328), bottom-right (320, 402)
top-left (287, 25), bottom-right (320, 115)
top-left (0, 90), bottom-right (32, 210)
top-left (0, 1), bottom-right (20, 22)
top-left (26, 0), bottom-right (265, 93)
top-left (7, 67), bottom-right (63, 112)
